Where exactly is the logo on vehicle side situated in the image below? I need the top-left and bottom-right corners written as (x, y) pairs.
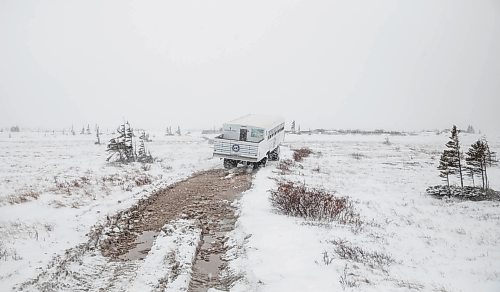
top-left (232, 144), bottom-right (240, 152)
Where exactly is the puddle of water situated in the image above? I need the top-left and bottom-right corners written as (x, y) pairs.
top-left (119, 231), bottom-right (158, 261)
top-left (196, 254), bottom-right (221, 281)
top-left (197, 234), bottom-right (223, 280)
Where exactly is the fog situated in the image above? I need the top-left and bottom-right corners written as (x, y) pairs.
top-left (1, 0), bottom-right (499, 133)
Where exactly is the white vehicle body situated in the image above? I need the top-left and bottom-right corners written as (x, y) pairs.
top-left (213, 114), bottom-right (285, 165)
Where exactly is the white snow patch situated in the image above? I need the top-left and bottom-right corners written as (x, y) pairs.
top-left (130, 219), bottom-right (201, 292)
top-left (225, 133), bottom-right (500, 291)
top-left (0, 131), bottom-right (218, 291)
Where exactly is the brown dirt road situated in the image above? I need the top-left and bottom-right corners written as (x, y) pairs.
top-left (99, 167), bottom-right (253, 291)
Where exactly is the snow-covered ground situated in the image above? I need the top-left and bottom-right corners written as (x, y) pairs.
top-left (1, 130), bottom-right (499, 291)
top-left (226, 132), bottom-right (500, 292)
top-left (0, 131), bottom-right (218, 291)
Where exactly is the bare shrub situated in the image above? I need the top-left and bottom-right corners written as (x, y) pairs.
top-left (292, 147), bottom-right (313, 162)
top-left (101, 171), bottom-right (153, 187)
top-left (134, 174), bottom-right (153, 186)
top-left (101, 174), bottom-right (124, 186)
top-left (141, 163), bottom-right (152, 171)
top-left (277, 159), bottom-right (295, 172)
top-left (350, 152), bottom-right (365, 160)
top-left (270, 181), bottom-right (359, 223)
top-left (52, 176), bottom-right (91, 193)
top-left (7, 190), bottom-right (41, 205)
top-left (331, 239), bottom-right (394, 271)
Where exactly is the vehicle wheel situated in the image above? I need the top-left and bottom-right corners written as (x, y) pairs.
top-left (223, 158), bottom-right (237, 169)
top-left (268, 146), bottom-right (280, 161)
top-left (254, 157), bottom-right (267, 169)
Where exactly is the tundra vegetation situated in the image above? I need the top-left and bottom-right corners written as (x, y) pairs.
top-left (106, 122), bottom-right (154, 164)
top-left (429, 125), bottom-right (499, 200)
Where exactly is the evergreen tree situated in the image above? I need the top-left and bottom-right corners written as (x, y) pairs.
top-left (465, 140), bottom-right (484, 188)
top-left (484, 140), bottom-right (498, 189)
top-left (465, 138), bottom-right (498, 189)
top-left (444, 125), bottom-right (464, 188)
top-left (80, 126), bottom-right (85, 135)
top-left (466, 125), bottom-right (475, 134)
top-left (106, 124), bottom-right (127, 162)
top-left (291, 121), bottom-right (296, 133)
top-left (438, 152), bottom-right (453, 192)
top-left (137, 131), bottom-right (154, 163)
top-left (124, 122), bottom-right (135, 162)
top-left (86, 124), bottom-right (91, 135)
top-left (165, 126), bottom-right (174, 136)
top-left (138, 135), bottom-right (146, 158)
top-left (95, 125), bottom-right (101, 145)
top-left (176, 126), bottom-right (181, 136)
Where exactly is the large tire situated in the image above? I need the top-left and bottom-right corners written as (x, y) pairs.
top-left (253, 157), bottom-right (267, 169)
top-left (223, 158), bottom-right (238, 169)
top-left (268, 146), bottom-right (280, 161)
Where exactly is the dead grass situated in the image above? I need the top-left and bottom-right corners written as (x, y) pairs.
top-left (134, 174), bottom-right (153, 186)
top-left (0, 242), bottom-right (22, 261)
top-left (339, 264), bottom-right (358, 289)
top-left (330, 239), bottom-right (394, 271)
top-left (6, 190), bottom-right (41, 205)
top-left (350, 152), bottom-right (366, 160)
top-left (276, 159), bottom-right (295, 172)
top-left (101, 172), bottom-right (154, 188)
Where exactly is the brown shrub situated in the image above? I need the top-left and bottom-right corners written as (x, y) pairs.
top-left (7, 190), bottom-right (41, 204)
top-left (350, 152), bottom-right (365, 160)
top-left (134, 174), bottom-right (153, 186)
top-left (292, 147), bottom-right (313, 162)
top-left (277, 159), bottom-right (295, 171)
top-left (270, 181), bottom-right (359, 223)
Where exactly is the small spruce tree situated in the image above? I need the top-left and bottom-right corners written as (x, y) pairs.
top-left (465, 138), bottom-right (498, 189)
top-left (95, 125), bottom-right (101, 145)
top-left (137, 131), bottom-right (154, 163)
top-left (438, 152), bottom-right (453, 192)
top-left (124, 122), bottom-right (135, 162)
top-left (465, 141), bottom-right (484, 187)
top-left (444, 125), bottom-right (464, 188)
top-left (106, 124), bottom-right (127, 162)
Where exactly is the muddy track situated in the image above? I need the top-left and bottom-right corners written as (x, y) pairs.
top-left (99, 167), bottom-right (253, 290)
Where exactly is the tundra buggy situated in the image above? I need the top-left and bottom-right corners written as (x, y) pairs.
top-left (213, 114), bottom-right (285, 169)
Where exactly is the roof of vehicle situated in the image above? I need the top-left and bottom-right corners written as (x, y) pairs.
top-left (226, 114), bottom-right (284, 129)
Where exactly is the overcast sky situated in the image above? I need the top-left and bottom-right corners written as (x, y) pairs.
top-left (1, 0), bottom-right (499, 133)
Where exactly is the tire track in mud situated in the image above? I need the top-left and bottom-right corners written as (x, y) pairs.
top-left (19, 167), bottom-right (253, 292)
top-left (100, 168), bottom-right (251, 253)
top-left (100, 167), bottom-right (253, 291)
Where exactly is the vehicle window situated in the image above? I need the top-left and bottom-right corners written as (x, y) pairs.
top-left (251, 128), bottom-right (264, 139)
